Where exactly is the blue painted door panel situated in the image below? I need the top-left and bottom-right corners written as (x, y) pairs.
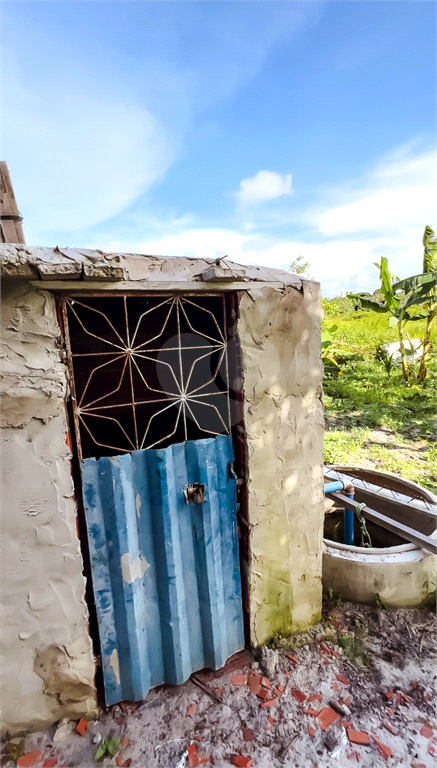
top-left (81, 434), bottom-right (244, 705)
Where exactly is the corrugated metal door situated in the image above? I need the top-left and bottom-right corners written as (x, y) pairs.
top-left (81, 433), bottom-right (244, 705)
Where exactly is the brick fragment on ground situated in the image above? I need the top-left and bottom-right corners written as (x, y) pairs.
top-left (261, 697), bottom-right (278, 708)
top-left (341, 721), bottom-right (353, 729)
top-left (231, 674), bottom-right (248, 686)
top-left (286, 654), bottom-right (300, 664)
top-left (76, 718), bottom-right (87, 736)
top-left (383, 719), bottom-right (399, 735)
top-left (308, 726), bottom-right (316, 737)
top-left (347, 728), bottom-right (370, 745)
top-left (121, 738), bottom-right (130, 746)
top-left (336, 675), bottom-right (350, 685)
top-left (187, 743), bottom-right (199, 767)
top-left (200, 759), bottom-right (209, 765)
top-left (331, 683), bottom-right (339, 691)
top-left (273, 687), bottom-right (283, 697)
top-left (268, 715), bottom-right (275, 725)
top-left (187, 703), bottom-right (196, 716)
top-left (115, 759), bottom-right (123, 767)
top-left (317, 707), bottom-right (340, 730)
top-left (303, 709), bottom-right (320, 717)
top-left (291, 688), bottom-right (306, 703)
top-left (372, 737), bottom-right (392, 760)
top-left (386, 707), bottom-right (395, 717)
top-left (17, 752), bottom-right (42, 768)
top-left (233, 756), bottom-right (253, 768)
top-left (385, 690), bottom-right (394, 700)
top-left (261, 677), bottom-right (271, 689)
top-left (308, 694), bottom-right (322, 703)
top-left (420, 725), bottom-right (433, 738)
top-left (257, 688), bottom-right (270, 700)
top-left (43, 761), bottom-right (57, 768)
top-left (215, 688), bottom-right (223, 696)
top-left (243, 728), bottom-right (255, 742)
top-left (248, 675), bottom-right (262, 695)
top-left (320, 643), bottom-right (330, 653)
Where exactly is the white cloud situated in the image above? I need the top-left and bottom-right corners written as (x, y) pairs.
top-left (234, 171), bottom-right (293, 206)
top-left (306, 144), bottom-right (436, 238)
top-left (7, 86), bottom-right (176, 235)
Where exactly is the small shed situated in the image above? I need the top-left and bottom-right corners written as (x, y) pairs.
top-left (0, 244), bottom-right (324, 735)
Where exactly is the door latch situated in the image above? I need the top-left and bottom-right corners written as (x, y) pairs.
top-left (183, 483), bottom-right (205, 504)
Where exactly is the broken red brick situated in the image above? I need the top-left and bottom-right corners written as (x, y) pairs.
top-left (231, 674), bottom-right (248, 686)
top-left (261, 677), bottom-right (271, 689)
top-left (187, 743), bottom-right (199, 768)
top-left (116, 759), bottom-right (123, 768)
top-left (317, 707), bottom-right (340, 731)
top-left (383, 719), bottom-right (399, 736)
top-left (303, 709), bottom-right (320, 717)
top-left (257, 688), bottom-right (270, 700)
top-left (331, 683), bottom-right (339, 691)
top-left (248, 675), bottom-right (262, 695)
top-left (273, 687), bottom-right (283, 697)
top-left (187, 703), bottom-right (196, 716)
top-left (215, 688), bottom-right (223, 696)
top-left (194, 735), bottom-right (203, 742)
top-left (267, 715), bottom-right (275, 725)
top-left (43, 761), bottom-right (57, 768)
top-left (401, 692), bottom-right (412, 704)
top-left (420, 725), bottom-right (434, 738)
top-left (336, 675), bottom-right (350, 685)
top-left (264, 725), bottom-right (271, 731)
top-left (385, 690), bottom-right (394, 700)
top-left (308, 694), bottom-right (322, 703)
top-left (308, 726), bottom-right (316, 737)
top-left (276, 684), bottom-right (285, 693)
top-left (291, 688), bottom-right (306, 703)
top-left (200, 759), bottom-right (209, 765)
top-left (116, 717), bottom-right (124, 726)
top-left (243, 728), bottom-right (255, 742)
top-left (286, 654), bottom-right (300, 664)
top-left (320, 643), bottom-right (330, 653)
top-left (386, 708), bottom-right (395, 718)
top-left (372, 738), bottom-right (392, 760)
top-left (412, 764), bottom-right (427, 767)
top-left (429, 744), bottom-right (436, 756)
top-left (330, 649), bottom-right (338, 658)
top-left (121, 738), bottom-right (130, 746)
top-left (124, 760), bottom-right (132, 768)
top-left (17, 753), bottom-right (42, 768)
top-left (341, 721), bottom-right (353, 729)
top-left (76, 718), bottom-right (88, 736)
top-left (396, 692), bottom-right (402, 706)
top-left (322, 660), bottom-right (330, 666)
top-left (347, 729), bottom-right (370, 746)
top-left (285, 671), bottom-right (290, 676)
top-left (261, 697), bottom-right (278, 708)
top-left (233, 756), bottom-right (252, 768)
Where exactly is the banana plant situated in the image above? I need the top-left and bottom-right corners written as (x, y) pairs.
top-left (348, 257), bottom-right (436, 381)
top-left (418, 226), bottom-right (437, 382)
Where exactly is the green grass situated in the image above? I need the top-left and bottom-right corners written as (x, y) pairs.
top-left (322, 304), bottom-right (437, 493)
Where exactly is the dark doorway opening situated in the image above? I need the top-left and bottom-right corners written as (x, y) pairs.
top-left (58, 291), bottom-right (251, 702)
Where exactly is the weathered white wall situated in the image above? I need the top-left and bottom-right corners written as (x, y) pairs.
top-left (239, 283), bottom-right (324, 646)
top-left (1, 282), bottom-right (97, 736)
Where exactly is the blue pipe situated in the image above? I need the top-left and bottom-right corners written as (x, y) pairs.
top-left (323, 480), bottom-right (355, 546)
top-left (343, 491), bottom-right (355, 546)
top-left (323, 481), bottom-right (344, 494)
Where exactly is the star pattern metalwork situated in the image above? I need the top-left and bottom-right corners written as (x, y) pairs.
top-left (63, 296), bottom-right (232, 458)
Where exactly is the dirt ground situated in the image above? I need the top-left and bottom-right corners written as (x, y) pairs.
top-left (2, 602), bottom-right (436, 768)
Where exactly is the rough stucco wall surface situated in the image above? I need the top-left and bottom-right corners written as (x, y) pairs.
top-left (1, 282), bottom-right (97, 736)
top-left (238, 284), bottom-right (324, 647)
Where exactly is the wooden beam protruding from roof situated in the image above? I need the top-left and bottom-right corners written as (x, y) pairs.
top-left (0, 162), bottom-right (25, 244)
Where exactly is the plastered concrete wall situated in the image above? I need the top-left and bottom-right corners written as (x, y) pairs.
top-left (239, 283), bottom-right (324, 646)
top-left (1, 282), bottom-right (97, 736)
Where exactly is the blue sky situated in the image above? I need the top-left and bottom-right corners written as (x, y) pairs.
top-left (2, 1), bottom-right (436, 295)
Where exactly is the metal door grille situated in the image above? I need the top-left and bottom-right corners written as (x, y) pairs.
top-left (61, 295), bottom-right (233, 460)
